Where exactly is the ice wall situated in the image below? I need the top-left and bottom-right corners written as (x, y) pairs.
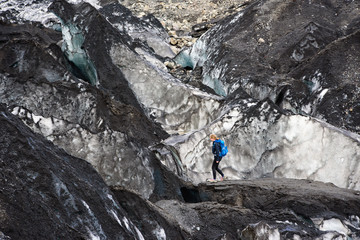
top-left (10, 105), bottom-right (155, 199)
top-left (158, 101), bottom-right (360, 190)
top-left (109, 43), bottom-right (222, 134)
top-left (0, 72), bottom-right (155, 198)
top-left (174, 12), bottom-right (245, 97)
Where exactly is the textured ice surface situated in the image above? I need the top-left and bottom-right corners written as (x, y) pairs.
top-left (313, 218), bottom-right (351, 236)
top-left (241, 222), bottom-right (280, 240)
top-left (160, 104), bottom-right (360, 190)
top-left (10, 106), bottom-right (155, 198)
top-left (68, 0), bottom-right (101, 9)
top-left (110, 43), bottom-right (222, 134)
top-left (81, 200), bottom-right (106, 240)
top-left (0, 0), bottom-right (55, 25)
top-left (100, 3), bottom-right (174, 59)
top-left (61, 22), bottom-right (98, 85)
top-left (174, 12), bottom-right (245, 96)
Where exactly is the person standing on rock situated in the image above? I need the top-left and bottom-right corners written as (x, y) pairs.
top-left (208, 134), bottom-right (225, 182)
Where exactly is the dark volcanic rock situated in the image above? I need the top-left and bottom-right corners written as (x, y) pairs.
top-left (0, 105), bottom-right (142, 239)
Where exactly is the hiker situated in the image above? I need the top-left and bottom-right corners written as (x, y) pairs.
top-left (208, 134), bottom-right (225, 182)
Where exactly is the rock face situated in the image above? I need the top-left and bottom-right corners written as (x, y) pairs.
top-left (1, 0), bottom-right (360, 239)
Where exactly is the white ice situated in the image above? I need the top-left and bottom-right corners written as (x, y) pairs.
top-left (110, 43), bottom-right (223, 134)
top-left (0, 0), bottom-right (57, 26)
top-left (81, 200), bottom-right (106, 239)
top-left (318, 218), bottom-right (351, 236)
top-left (241, 222), bottom-right (280, 240)
top-left (161, 106), bottom-right (360, 191)
top-left (67, 0), bottom-right (101, 9)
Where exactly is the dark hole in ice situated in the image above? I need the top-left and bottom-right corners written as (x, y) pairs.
top-left (180, 187), bottom-right (201, 203)
top-left (184, 66), bottom-right (193, 70)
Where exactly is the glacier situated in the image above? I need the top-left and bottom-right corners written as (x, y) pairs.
top-left (156, 100), bottom-right (360, 190)
top-left (1, 0), bottom-right (360, 239)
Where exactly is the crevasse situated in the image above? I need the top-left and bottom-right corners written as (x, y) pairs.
top-left (60, 21), bottom-right (98, 85)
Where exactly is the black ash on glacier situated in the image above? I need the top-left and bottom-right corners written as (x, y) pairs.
top-left (1, 0), bottom-right (360, 239)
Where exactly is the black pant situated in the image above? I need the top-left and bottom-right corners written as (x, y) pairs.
top-left (212, 156), bottom-right (224, 179)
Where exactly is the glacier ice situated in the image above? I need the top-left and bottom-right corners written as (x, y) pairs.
top-left (81, 200), bottom-right (107, 240)
top-left (0, 0), bottom-right (57, 26)
top-left (60, 22), bottom-right (98, 85)
top-left (174, 38), bottom-right (228, 96)
top-left (312, 218), bottom-right (351, 236)
top-left (109, 43), bottom-right (223, 134)
top-left (157, 102), bottom-right (360, 190)
top-left (10, 105), bottom-right (155, 198)
top-left (173, 11), bottom-right (245, 97)
top-left (99, 2), bottom-right (174, 59)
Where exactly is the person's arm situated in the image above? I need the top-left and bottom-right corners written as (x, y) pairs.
top-left (214, 142), bottom-right (220, 156)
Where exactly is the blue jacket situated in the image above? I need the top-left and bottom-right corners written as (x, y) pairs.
top-left (212, 139), bottom-right (222, 157)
